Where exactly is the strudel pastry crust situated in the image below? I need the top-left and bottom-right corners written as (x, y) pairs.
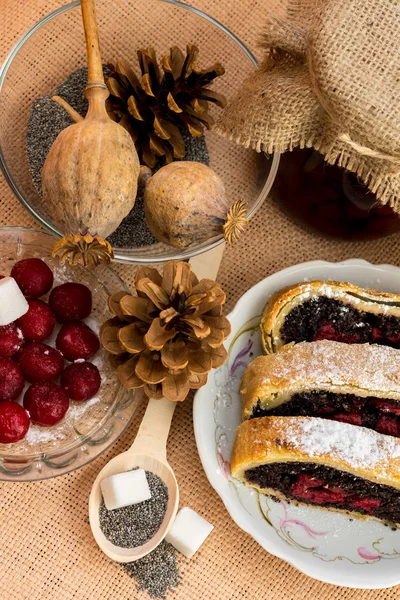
top-left (240, 340), bottom-right (400, 419)
top-left (232, 416), bottom-right (400, 488)
top-left (261, 280), bottom-right (400, 354)
top-left (231, 416), bottom-right (400, 523)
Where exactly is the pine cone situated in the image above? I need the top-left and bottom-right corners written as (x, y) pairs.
top-left (100, 261), bottom-right (231, 402)
top-left (105, 44), bottom-right (227, 168)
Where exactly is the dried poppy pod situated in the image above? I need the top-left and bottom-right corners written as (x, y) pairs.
top-left (141, 162), bottom-right (248, 248)
top-left (42, 0), bottom-right (140, 267)
top-left (100, 260), bottom-right (231, 402)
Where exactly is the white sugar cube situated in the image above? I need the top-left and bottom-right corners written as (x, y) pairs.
top-left (100, 469), bottom-right (151, 510)
top-left (165, 507), bottom-right (214, 558)
top-left (0, 277), bottom-right (29, 326)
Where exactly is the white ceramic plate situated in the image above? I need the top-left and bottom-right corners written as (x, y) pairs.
top-left (193, 259), bottom-right (400, 589)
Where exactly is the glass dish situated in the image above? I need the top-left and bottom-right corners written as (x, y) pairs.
top-left (0, 227), bottom-right (140, 481)
top-left (0, 0), bottom-right (279, 264)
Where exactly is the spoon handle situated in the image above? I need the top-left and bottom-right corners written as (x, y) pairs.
top-left (189, 243), bottom-right (225, 280)
top-left (129, 397), bottom-right (176, 460)
top-left (127, 249), bottom-right (224, 459)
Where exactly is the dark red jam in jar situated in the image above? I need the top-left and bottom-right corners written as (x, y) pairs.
top-left (272, 149), bottom-right (400, 240)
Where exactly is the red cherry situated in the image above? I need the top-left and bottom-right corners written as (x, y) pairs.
top-left (313, 321), bottom-right (361, 344)
top-left (349, 495), bottom-right (381, 515)
top-left (333, 411), bottom-right (362, 426)
top-left (291, 474), bottom-right (346, 504)
top-left (18, 342), bottom-right (64, 383)
top-left (56, 322), bottom-right (99, 361)
top-left (17, 299), bottom-right (55, 342)
top-left (313, 321), bottom-right (337, 341)
top-left (291, 473), bottom-right (324, 488)
top-left (0, 323), bottom-right (24, 357)
top-left (376, 414), bottom-right (400, 437)
top-left (24, 382), bottom-right (69, 426)
top-left (11, 258), bottom-right (53, 299)
top-left (49, 282), bottom-right (92, 323)
top-left (61, 361), bottom-right (101, 401)
top-left (370, 399), bottom-right (400, 416)
top-left (0, 401), bottom-right (29, 442)
top-left (0, 357), bottom-right (25, 401)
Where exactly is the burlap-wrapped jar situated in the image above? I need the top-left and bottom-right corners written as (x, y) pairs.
top-left (217, 0), bottom-right (400, 210)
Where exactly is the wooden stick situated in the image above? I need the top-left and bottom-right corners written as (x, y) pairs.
top-left (80, 0), bottom-right (104, 85)
top-left (130, 396), bottom-right (176, 460)
top-left (189, 243), bottom-right (225, 281)
top-left (52, 96), bottom-right (83, 123)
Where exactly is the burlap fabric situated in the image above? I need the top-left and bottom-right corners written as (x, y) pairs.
top-left (217, 0), bottom-right (400, 211)
top-left (1, 2), bottom-right (400, 599)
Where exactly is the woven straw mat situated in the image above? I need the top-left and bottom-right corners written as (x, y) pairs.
top-left (1, 1), bottom-right (400, 599)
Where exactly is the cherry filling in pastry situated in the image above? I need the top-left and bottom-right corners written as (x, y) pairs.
top-left (251, 392), bottom-right (400, 437)
top-left (244, 462), bottom-right (400, 523)
top-left (281, 297), bottom-right (400, 347)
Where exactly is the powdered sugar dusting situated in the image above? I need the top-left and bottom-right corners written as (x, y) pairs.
top-left (25, 396), bottom-right (100, 444)
top-left (259, 340), bottom-right (400, 396)
top-left (284, 417), bottom-right (400, 472)
top-left (292, 283), bottom-right (358, 305)
top-left (85, 316), bottom-right (100, 336)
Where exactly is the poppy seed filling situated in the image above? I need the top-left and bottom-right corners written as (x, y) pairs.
top-left (250, 391), bottom-right (400, 437)
top-left (245, 462), bottom-right (400, 524)
top-left (281, 297), bottom-right (400, 347)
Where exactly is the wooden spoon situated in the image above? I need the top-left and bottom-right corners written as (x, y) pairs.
top-left (89, 248), bottom-right (224, 562)
top-left (89, 391), bottom-right (178, 562)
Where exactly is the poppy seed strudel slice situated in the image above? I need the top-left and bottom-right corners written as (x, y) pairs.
top-left (240, 340), bottom-right (400, 437)
top-left (261, 280), bottom-right (400, 354)
top-left (231, 416), bottom-right (400, 526)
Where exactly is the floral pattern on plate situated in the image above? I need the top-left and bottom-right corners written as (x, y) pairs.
top-left (194, 260), bottom-right (400, 588)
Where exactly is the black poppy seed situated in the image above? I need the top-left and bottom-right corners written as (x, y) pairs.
top-left (99, 469), bottom-right (182, 599)
top-left (122, 540), bottom-right (182, 599)
top-left (26, 65), bottom-right (210, 250)
top-left (106, 175), bottom-right (158, 248)
top-left (99, 470), bottom-right (168, 548)
top-left (26, 97), bottom-right (73, 196)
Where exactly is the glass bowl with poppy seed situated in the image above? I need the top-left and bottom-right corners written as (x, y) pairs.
top-left (0, 0), bottom-right (279, 264)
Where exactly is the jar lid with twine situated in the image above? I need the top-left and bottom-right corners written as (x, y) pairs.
top-left (216, 0), bottom-right (400, 212)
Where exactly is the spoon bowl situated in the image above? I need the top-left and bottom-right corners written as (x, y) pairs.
top-left (89, 394), bottom-right (179, 563)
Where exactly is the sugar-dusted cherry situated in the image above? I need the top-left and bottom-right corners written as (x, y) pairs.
top-left (18, 342), bottom-right (64, 383)
top-left (24, 382), bottom-right (69, 426)
top-left (0, 323), bottom-right (24, 357)
top-left (56, 321), bottom-right (99, 361)
top-left (49, 282), bottom-right (92, 323)
top-left (11, 258), bottom-right (53, 299)
top-left (0, 357), bottom-right (25, 402)
top-left (17, 299), bottom-right (55, 342)
top-left (0, 401), bottom-right (30, 443)
top-left (61, 361), bottom-right (101, 401)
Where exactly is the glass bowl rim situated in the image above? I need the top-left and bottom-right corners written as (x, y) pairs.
top-left (0, 0), bottom-right (280, 264)
top-left (0, 225), bottom-right (134, 464)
